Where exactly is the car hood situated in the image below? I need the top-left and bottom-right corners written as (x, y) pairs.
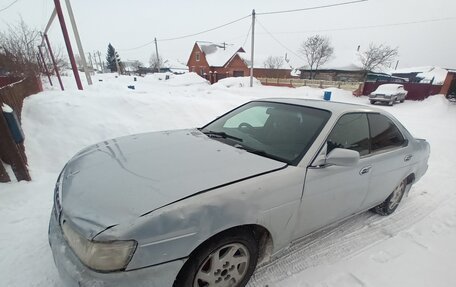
top-left (60, 129), bottom-right (286, 237)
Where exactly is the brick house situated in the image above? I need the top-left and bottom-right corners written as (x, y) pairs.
top-left (186, 42), bottom-right (249, 83)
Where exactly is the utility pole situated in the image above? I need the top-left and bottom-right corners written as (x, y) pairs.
top-left (97, 51), bottom-right (105, 72)
top-left (44, 33), bottom-right (64, 90)
top-left (249, 9), bottom-right (256, 87)
top-left (95, 51), bottom-right (104, 73)
top-left (88, 52), bottom-right (93, 70)
top-left (114, 48), bottom-right (121, 75)
top-left (37, 46), bottom-right (53, 86)
top-left (154, 37), bottom-right (160, 73)
top-left (395, 60), bottom-right (399, 70)
top-left (65, 0), bottom-right (92, 85)
top-left (53, 0), bottom-right (83, 90)
top-left (92, 51), bottom-right (99, 72)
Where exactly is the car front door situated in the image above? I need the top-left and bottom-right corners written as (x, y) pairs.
top-left (295, 113), bottom-right (373, 237)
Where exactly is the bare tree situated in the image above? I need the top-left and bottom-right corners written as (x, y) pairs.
top-left (264, 56), bottom-right (284, 69)
top-left (359, 43), bottom-right (399, 71)
top-left (149, 53), bottom-right (163, 73)
top-left (299, 35), bottom-right (334, 79)
top-left (0, 18), bottom-right (40, 76)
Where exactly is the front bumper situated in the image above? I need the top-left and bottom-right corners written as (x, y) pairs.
top-left (369, 95), bottom-right (393, 102)
top-left (48, 209), bottom-right (186, 287)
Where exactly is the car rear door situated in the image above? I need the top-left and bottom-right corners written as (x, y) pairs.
top-left (295, 113), bottom-right (374, 237)
top-left (360, 113), bottom-right (411, 208)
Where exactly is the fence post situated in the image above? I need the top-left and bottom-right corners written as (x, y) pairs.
top-left (0, 160), bottom-right (10, 182)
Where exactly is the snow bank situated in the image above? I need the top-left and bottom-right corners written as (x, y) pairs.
top-left (213, 76), bottom-right (261, 88)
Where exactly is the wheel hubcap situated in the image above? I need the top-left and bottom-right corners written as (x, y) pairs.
top-left (389, 181), bottom-right (405, 210)
top-left (194, 243), bottom-right (250, 287)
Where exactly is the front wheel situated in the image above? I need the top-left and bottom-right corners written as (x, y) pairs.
top-left (174, 228), bottom-right (259, 287)
top-left (371, 179), bottom-right (406, 216)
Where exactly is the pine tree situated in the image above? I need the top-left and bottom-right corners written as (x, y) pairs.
top-left (106, 43), bottom-right (123, 73)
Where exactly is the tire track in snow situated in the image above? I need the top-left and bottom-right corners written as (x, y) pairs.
top-left (247, 186), bottom-right (447, 287)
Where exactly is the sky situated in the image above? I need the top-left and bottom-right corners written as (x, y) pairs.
top-left (1, 0), bottom-right (456, 70)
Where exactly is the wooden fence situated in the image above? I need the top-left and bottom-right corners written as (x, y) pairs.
top-left (258, 78), bottom-right (362, 92)
top-left (0, 77), bottom-right (42, 182)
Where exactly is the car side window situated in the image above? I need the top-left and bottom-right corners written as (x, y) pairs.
top-left (327, 113), bottom-right (370, 156)
top-left (368, 113), bottom-right (405, 152)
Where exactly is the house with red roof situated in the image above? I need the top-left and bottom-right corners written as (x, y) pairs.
top-left (186, 42), bottom-right (249, 83)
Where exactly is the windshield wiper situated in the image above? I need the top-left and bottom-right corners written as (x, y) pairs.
top-left (234, 144), bottom-right (288, 164)
top-left (202, 130), bottom-right (243, 142)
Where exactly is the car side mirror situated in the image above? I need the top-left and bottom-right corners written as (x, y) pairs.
top-left (325, 148), bottom-right (360, 166)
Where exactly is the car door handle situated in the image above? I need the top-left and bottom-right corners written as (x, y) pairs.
top-left (360, 166), bottom-right (372, 175)
top-left (404, 154), bottom-right (413, 162)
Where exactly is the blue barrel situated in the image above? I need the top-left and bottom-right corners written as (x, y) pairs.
top-left (324, 91), bottom-right (332, 101)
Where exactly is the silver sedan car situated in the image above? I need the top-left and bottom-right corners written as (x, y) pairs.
top-left (369, 84), bottom-right (408, 106)
top-left (49, 99), bottom-right (430, 287)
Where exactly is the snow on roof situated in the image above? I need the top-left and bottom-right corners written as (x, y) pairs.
top-left (163, 59), bottom-right (188, 73)
top-left (163, 59), bottom-right (187, 70)
top-left (391, 66), bottom-right (434, 74)
top-left (416, 67), bottom-right (448, 85)
top-left (197, 42), bottom-right (245, 67)
top-left (301, 48), bottom-right (365, 71)
top-left (390, 66), bottom-right (448, 85)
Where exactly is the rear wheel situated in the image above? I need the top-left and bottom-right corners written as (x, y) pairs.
top-left (174, 228), bottom-right (258, 287)
top-left (371, 179), bottom-right (406, 216)
top-left (370, 100), bottom-right (375, 105)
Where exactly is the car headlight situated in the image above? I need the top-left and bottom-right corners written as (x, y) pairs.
top-left (54, 175), bottom-right (64, 216)
top-left (62, 223), bottom-right (137, 272)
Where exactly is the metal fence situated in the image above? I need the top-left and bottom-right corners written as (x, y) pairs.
top-left (258, 78), bottom-right (362, 92)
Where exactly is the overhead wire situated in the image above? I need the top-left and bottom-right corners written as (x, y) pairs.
top-left (257, 16), bottom-right (456, 35)
top-left (256, 0), bottom-right (368, 15)
top-left (242, 22), bottom-right (252, 48)
top-left (119, 1), bottom-right (369, 51)
top-left (120, 14), bottom-right (251, 51)
top-left (256, 18), bottom-right (306, 62)
top-left (0, 0), bottom-right (19, 13)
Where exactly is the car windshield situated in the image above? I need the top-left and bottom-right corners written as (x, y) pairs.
top-left (201, 101), bottom-right (331, 165)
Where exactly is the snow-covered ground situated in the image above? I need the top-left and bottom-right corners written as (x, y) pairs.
top-left (1, 72), bottom-right (455, 287)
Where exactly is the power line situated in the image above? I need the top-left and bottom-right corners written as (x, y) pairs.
top-left (256, 19), bottom-right (306, 62)
top-left (257, 0), bottom-right (368, 15)
top-left (258, 16), bottom-right (456, 35)
top-left (0, 0), bottom-right (19, 13)
top-left (120, 14), bottom-right (251, 51)
top-left (242, 22), bottom-right (252, 47)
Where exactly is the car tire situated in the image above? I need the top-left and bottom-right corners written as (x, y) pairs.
top-left (370, 100), bottom-right (375, 105)
top-left (371, 179), bottom-right (407, 216)
top-left (173, 228), bottom-right (259, 287)
top-left (400, 99), bottom-right (405, 103)
top-left (388, 100), bottom-right (394, 106)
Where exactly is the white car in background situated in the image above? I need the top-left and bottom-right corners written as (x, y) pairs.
top-left (369, 84), bottom-right (408, 106)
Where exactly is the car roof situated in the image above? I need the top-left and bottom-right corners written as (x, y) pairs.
top-left (255, 98), bottom-right (386, 117)
top-left (377, 84), bottom-right (403, 89)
